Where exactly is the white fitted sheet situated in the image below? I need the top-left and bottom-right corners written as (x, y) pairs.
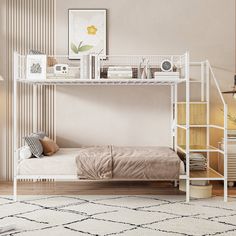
top-left (18, 148), bottom-right (81, 176)
top-left (18, 147), bottom-right (185, 177)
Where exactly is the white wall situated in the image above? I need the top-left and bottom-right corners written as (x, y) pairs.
top-left (55, 0), bottom-right (235, 147)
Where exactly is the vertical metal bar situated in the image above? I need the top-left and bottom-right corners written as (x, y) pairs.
top-left (206, 61), bottom-right (210, 169)
top-left (171, 85), bottom-right (174, 148)
top-left (185, 52), bottom-right (190, 202)
top-left (201, 61), bottom-right (205, 102)
top-left (224, 104), bottom-right (228, 202)
top-left (54, 85), bottom-right (57, 142)
top-left (174, 84), bottom-right (178, 152)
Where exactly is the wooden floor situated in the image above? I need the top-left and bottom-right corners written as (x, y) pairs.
top-left (0, 181), bottom-right (235, 196)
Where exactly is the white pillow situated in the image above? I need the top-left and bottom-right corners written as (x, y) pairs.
top-left (20, 146), bottom-right (32, 160)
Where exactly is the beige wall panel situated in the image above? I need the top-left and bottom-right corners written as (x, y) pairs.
top-left (4, 0), bottom-right (55, 180)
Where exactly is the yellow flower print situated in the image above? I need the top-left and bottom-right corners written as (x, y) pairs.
top-left (87, 25), bottom-right (97, 35)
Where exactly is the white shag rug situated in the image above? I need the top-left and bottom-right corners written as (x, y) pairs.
top-left (0, 195), bottom-right (236, 236)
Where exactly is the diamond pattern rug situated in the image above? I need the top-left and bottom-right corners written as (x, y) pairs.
top-left (0, 195), bottom-right (236, 236)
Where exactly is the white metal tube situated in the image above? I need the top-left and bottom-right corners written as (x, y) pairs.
top-left (171, 85), bottom-right (174, 149)
top-left (185, 52), bottom-right (190, 202)
top-left (207, 60), bottom-right (228, 201)
top-left (200, 61), bottom-right (205, 102)
top-left (208, 61), bottom-right (226, 106)
top-left (224, 104), bottom-right (228, 202)
top-left (174, 84), bottom-right (178, 152)
top-left (54, 85), bottom-right (57, 142)
top-left (210, 125), bottom-right (224, 130)
top-left (206, 61), bottom-right (210, 169)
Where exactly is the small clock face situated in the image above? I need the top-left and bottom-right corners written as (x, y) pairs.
top-left (162, 61), bottom-right (172, 71)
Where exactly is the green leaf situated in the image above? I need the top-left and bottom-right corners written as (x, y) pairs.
top-left (78, 41), bottom-right (83, 48)
top-left (70, 42), bottom-right (79, 54)
top-left (78, 45), bottom-right (93, 52)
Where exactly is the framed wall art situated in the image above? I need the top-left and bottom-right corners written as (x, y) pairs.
top-left (68, 9), bottom-right (107, 59)
top-left (26, 54), bottom-right (47, 80)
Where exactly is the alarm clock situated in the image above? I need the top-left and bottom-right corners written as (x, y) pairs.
top-left (160, 60), bottom-right (173, 72)
top-left (54, 64), bottom-right (68, 75)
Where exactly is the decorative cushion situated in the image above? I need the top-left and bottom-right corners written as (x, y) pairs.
top-left (24, 136), bottom-right (43, 158)
top-left (40, 136), bottom-right (59, 156)
top-left (32, 131), bottom-right (46, 139)
top-left (19, 146), bottom-right (32, 160)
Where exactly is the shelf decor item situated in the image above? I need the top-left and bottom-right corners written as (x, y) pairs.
top-left (26, 54), bottom-right (46, 80)
top-left (53, 64), bottom-right (69, 75)
top-left (160, 59), bottom-right (173, 72)
top-left (68, 9), bottom-right (107, 59)
top-left (80, 55), bottom-right (90, 79)
top-left (107, 66), bottom-right (132, 79)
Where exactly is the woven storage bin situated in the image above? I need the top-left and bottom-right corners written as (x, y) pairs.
top-left (179, 180), bottom-right (212, 199)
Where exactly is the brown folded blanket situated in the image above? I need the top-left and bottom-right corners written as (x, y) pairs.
top-left (76, 146), bottom-right (180, 180)
top-left (76, 146), bottom-right (112, 179)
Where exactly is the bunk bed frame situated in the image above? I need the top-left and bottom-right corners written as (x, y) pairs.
top-left (13, 52), bottom-right (228, 202)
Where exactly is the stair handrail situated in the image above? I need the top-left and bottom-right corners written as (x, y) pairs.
top-left (207, 60), bottom-right (226, 106)
top-left (207, 60), bottom-right (228, 202)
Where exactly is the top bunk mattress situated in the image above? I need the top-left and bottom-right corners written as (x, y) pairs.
top-left (18, 148), bottom-right (81, 176)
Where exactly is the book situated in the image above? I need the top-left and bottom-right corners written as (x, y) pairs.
top-left (154, 71), bottom-right (179, 76)
top-left (108, 69), bottom-right (133, 78)
top-left (108, 66), bottom-right (132, 71)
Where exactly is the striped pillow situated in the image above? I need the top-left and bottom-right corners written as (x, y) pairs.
top-left (24, 135), bottom-right (43, 158)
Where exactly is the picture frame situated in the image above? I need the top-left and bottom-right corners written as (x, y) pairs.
top-left (68, 9), bottom-right (107, 59)
top-left (26, 55), bottom-right (47, 80)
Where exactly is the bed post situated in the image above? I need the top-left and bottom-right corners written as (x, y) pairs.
top-left (173, 84), bottom-right (177, 152)
top-left (173, 82), bottom-right (178, 187)
top-left (223, 104), bottom-right (228, 202)
top-left (185, 52), bottom-right (190, 202)
top-left (13, 52), bottom-right (18, 201)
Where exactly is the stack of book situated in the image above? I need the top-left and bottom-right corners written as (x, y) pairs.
top-left (107, 66), bottom-right (133, 79)
top-left (228, 130), bottom-right (236, 138)
top-left (221, 130), bottom-right (236, 153)
top-left (154, 71), bottom-right (179, 80)
top-left (80, 54), bottom-right (100, 79)
top-left (189, 153), bottom-right (207, 171)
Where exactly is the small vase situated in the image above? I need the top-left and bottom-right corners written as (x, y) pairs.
top-left (147, 64), bottom-right (151, 79)
top-left (141, 67), bottom-right (147, 79)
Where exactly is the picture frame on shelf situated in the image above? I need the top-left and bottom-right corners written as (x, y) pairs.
top-left (68, 9), bottom-right (107, 59)
top-left (26, 54), bottom-right (47, 80)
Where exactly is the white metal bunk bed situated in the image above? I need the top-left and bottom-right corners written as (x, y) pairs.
top-left (13, 52), bottom-right (228, 202)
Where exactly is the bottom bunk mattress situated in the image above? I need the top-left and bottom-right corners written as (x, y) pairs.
top-left (76, 146), bottom-right (182, 180)
top-left (17, 147), bottom-right (185, 179)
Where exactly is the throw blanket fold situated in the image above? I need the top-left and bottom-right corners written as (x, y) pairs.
top-left (76, 146), bottom-right (112, 179)
top-left (76, 146), bottom-right (180, 180)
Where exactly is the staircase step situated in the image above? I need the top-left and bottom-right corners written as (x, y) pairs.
top-left (177, 101), bottom-right (207, 104)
